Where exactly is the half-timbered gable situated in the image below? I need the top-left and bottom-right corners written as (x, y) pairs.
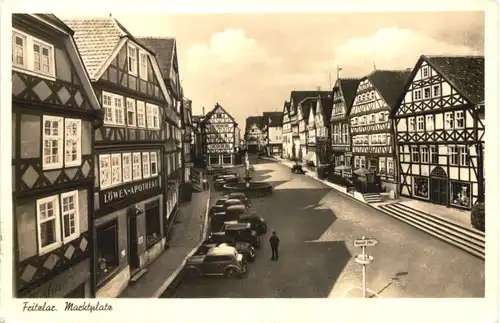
top-left (12, 14), bottom-right (102, 298)
top-left (245, 116), bottom-right (264, 154)
top-left (202, 103), bottom-right (238, 165)
top-left (330, 78), bottom-right (360, 172)
top-left (391, 55), bottom-right (485, 210)
top-left (350, 70), bottom-right (410, 190)
top-left (64, 17), bottom-right (175, 297)
top-left (263, 112), bottom-right (283, 155)
top-left (306, 100), bottom-right (317, 147)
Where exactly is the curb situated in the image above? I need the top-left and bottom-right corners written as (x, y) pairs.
top-left (152, 188), bottom-right (211, 298)
top-left (279, 160), bottom-right (484, 258)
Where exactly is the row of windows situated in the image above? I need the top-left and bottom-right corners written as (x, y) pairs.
top-left (353, 156), bottom-right (395, 175)
top-left (103, 91), bottom-right (160, 129)
top-left (42, 116), bottom-right (82, 170)
top-left (412, 85), bottom-right (441, 101)
top-left (409, 145), bottom-right (469, 166)
top-left (407, 111), bottom-right (464, 132)
top-left (12, 29), bottom-right (55, 78)
top-left (36, 190), bottom-right (80, 255)
top-left (332, 124), bottom-right (349, 142)
top-left (353, 134), bottom-right (391, 145)
top-left (355, 90), bottom-right (377, 104)
top-left (99, 151), bottom-right (158, 189)
top-left (352, 112), bottom-right (389, 126)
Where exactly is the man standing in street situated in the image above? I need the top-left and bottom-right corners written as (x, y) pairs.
top-left (269, 231), bottom-right (280, 261)
top-left (202, 175), bottom-right (208, 191)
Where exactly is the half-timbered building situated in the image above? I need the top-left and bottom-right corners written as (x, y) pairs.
top-left (12, 14), bottom-right (102, 298)
top-left (65, 17), bottom-right (176, 297)
top-left (201, 103), bottom-right (238, 166)
top-left (289, 91), bottom-right (330, 161)
top-left (392, 55), bottom-right (485, 210)
top-left (263, 112), bottom-right (283, 156)
top-left (330, 78), bottom-right (360, 177)
top-left (245, 116), bottom-right (265, 154)
top-left (305, 98), bottom-right (317, 164)
top-left (350, 70), bottom-right (410, 193)
top-left (314, 94), bottom-right (334, 166)
top-left (136, 37), bottom-right (184, 228)
top-left (281, 102), bottom-right (293, 159)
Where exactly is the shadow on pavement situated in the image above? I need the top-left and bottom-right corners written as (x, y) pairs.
top-left (169, 186), bottom-right (353, 298)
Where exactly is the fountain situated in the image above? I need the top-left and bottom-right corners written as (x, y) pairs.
top-left (223, 152), bottom-right (273, 197)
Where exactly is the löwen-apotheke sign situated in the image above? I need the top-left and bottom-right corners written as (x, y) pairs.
top-left (99, 178), bottom-right (161, 206)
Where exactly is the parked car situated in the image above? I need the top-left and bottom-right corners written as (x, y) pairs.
top-left (211, 204), bottom-right (247, 231)
top-left (196, 241), bottom-right (256, 263)
top-left (291, 164), bottom-right (305, 174)
top-left (221, 222), bottom-right (260, 249)
top-left (207, 165), bottom-right (224, 175)
top-left (210, 198), bottom-right (244, 215)
top-left (237, 212), bottom-right (267, 235)
top-left (184, 246), bottom-right (247, 278)
top-left (222, 192), bottom-right (251, 209)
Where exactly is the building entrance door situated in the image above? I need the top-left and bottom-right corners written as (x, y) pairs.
top-left (430, 167), bottom-right (448, 206)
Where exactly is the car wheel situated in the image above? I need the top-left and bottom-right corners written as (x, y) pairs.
top-left (225, 267), bottom-right (237, 278)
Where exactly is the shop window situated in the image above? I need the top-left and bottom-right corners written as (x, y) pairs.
top-left (96, 220), bottom-right (119, 285)
top-left (414, 177), bottom-right (429, 199)
top-left (145, 200), bottom-right (161, 248)
top-left (387, 158), bottom-right (394, 175)
top-left (450, 181), bottom-right (471, 208)
top-left (209, 155), bottom-right (219, 165)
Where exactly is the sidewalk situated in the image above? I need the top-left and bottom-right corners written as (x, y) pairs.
top-left (118, 189), bottom-right (210, 298)
top-left (274, 157), bottom-right (472, 230)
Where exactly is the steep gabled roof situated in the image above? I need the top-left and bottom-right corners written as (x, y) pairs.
top-left (64, 17), bottom-right (156, 81)
top-left (282, 101), bottom-right (291, 115)
top-left (137, 37), bottom-right (181, 99)
top-left (338, 78), bottom-right (361, 115)
top-left (202, 103), bottom-right (237, 125)
top-left (137, 37), bottom-right (177, 80)
top-left (263, 112), bottom-right (283, 127)
top-left (290, 91), bottom-right (330, 113)
top-left (245, 116), bottom-right (264, 133)
top-left (320, 96), bottom-right (334, 126)
top-left (368, 70), bottom-right (412, 109)
top-left (426, 55), bottom-right (484, 104)
top-left (391, 55), bottom-right (484, 117)
top-left (298, 97), bottom-right (318, 120)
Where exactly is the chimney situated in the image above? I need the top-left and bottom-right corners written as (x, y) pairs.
top-left (202, 106), bottom-right (205, 116)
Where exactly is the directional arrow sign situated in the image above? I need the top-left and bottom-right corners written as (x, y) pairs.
top-left (354, 238), bottom-right (379, 248)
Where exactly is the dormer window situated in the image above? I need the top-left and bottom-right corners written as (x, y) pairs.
top-left (139, 51), bottom-right (148, 80)
top-left (12, 29), bottom-right (55, 79)
top-left (127, 44), bottom-right (138, 76)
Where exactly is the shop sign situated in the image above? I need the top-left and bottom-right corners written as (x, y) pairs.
top-left (100, 178), bottom-right (160, 206)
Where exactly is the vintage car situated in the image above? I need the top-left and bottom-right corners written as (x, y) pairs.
top-left (291, 164), bottom-right (305, 174)
top-left (221, 222), bottom-right (260, 249)
top-left (237, 212), bottom-right (267, 235)
top-left (211, 204), bottom-right (246, 231)
top-left (222, 192), bottom-right (251, 209)
top-left (184, 246), bottom-right (247, 278)
top-left (210, 198), bottom-right (245, 215)
top-left (196, 241), bottom-right (256, 263)
top-left (207, 165), bottom-right (224, 175)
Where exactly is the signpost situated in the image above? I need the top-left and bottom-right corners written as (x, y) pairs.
top-left (353, 236), bottom-right (378, 298)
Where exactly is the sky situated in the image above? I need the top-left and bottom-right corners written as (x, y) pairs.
top-left (58, 12), bottom-right (484, 128)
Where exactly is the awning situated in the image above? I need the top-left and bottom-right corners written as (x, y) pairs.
top-left (353, 168), bottom-right (374, 176)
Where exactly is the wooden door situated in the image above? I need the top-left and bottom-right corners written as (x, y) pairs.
top-left (128, 215), bottom-right (140, 270)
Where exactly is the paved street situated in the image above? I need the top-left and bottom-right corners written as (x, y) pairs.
top-left (169, 157), bottom-right (485, 298)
